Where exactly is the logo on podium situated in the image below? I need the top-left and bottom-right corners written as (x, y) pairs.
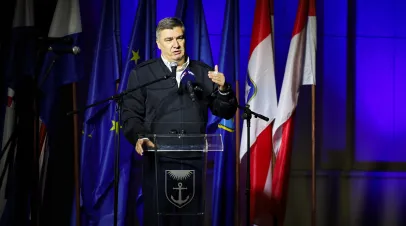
top-left (165, 170), bottom-right (195, 208)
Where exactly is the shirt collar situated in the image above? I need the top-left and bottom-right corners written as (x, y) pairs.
top-left (161, 55), bottom-right (189, 72)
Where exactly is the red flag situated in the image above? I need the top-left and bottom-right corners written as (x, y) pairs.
top-left (271, 0), bottom-right (316, 224)
top-left (239, 0), bottom-right (277, 224)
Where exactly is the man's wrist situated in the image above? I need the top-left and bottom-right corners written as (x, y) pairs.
top-left (218, 83), bottom-right (231, 95)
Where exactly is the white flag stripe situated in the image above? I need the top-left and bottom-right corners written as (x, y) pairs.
top-left (48, 0), bottom-right (82, 37)
top-left (272, 30), bottom-right (306, 155)
top-left (302, 16), bottom-right (317, 85)
top-left (240, 34), bottom-right (277, 159)
top-left (12, 0), bottom-right (34, 27)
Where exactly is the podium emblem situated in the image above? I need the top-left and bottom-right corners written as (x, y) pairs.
top-left (165, 170), bottom-right (195, 208)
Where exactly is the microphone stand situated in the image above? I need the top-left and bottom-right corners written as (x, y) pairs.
top-left (236, 104), bottom-right (269, 226)
top-left (67, 73), bottom-right (175, 226)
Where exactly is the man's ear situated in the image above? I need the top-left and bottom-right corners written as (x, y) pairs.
top-left (156, 40), bottom-right (161, 50)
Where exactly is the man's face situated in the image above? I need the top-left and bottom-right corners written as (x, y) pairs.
top-left (156, 26), bottom-right (185, 63)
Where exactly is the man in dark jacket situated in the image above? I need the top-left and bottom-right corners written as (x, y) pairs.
top-left (122, 17), bottom-right (237, 226)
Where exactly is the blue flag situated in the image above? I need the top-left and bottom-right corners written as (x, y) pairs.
top-left (117, 0), bottom-right (156, 224)
top-left (38, 0), bottom-right (83, 134)
top-left (79, 0), bottom-right (129, 225)
top-left (210, 0), bottom-right (239, 225)
top-left (120, 0), bottom-right (156, 87)
top-left (175, 0), bottom-right (213, 66)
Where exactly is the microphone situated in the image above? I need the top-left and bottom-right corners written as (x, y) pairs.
top-left (169, 62), bottom-right (177, 78)
top-left (180, 71), bottom-right (198, 102)
top-left (48, 46), bottom-right (81, 55)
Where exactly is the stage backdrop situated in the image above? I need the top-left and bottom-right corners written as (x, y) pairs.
top-left (1, 0), bottom-right (405, 225)
top-left (79, 0), bottom-right (406, 225)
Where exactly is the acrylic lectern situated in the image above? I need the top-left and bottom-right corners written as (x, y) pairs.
top-left (142, 134), bottom-right (223, 226)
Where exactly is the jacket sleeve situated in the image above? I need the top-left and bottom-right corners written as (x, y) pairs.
top-left (121, 70), bottom-right (149, 146)
top-left (208, 82), bottom-right (238, 120)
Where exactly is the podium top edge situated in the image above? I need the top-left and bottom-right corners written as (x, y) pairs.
top-left (143, 134), bottom-right (222, 138)
top-left (147, 149), bottom-right (224, 152)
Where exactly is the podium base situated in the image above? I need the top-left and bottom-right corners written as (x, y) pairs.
top-left (142, 152), bottom-right (206, 226)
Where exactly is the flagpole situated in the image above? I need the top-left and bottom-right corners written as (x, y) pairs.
top-left (311, 84), bottom-right (316, 226)
top-left (235, 80), bottom-right (240, 226)
top-left (72, 82), bottom-right (81, 226)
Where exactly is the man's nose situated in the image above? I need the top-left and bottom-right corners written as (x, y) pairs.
top-left (172, 39), bottom-right (180, 48)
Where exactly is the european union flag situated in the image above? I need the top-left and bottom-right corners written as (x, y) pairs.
top-left (117, 0), bottom-right (156, 224)
top-left (120, 0), bottom-right (155, 87)
top-left (210, 0), bottom-right (239, 225)
top-left (175, 0), bottom-right (213, 66)
top-left (79, 0), bottom-right (129, 225)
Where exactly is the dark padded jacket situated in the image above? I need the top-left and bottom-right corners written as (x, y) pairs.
top-left (121, 57), bottom-right (237, 146)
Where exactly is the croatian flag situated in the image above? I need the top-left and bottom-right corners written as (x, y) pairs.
top-left (271, 0), bottom-right (316, 223)
top-left (239, 0), bottom-right (278, 224)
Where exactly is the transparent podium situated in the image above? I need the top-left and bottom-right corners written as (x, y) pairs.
top-left (145, 134), bottom-right (223, 226)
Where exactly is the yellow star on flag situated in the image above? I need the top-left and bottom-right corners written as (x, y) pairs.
top-left (131, 49), bottom-right (140, 64)
top-left (110, 120), bottom-right (122, 134)
top-left (82, 129), bottom-right (92, 138)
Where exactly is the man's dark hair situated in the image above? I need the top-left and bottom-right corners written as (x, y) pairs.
top-left (156, 17), bottom-right (185, 39)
